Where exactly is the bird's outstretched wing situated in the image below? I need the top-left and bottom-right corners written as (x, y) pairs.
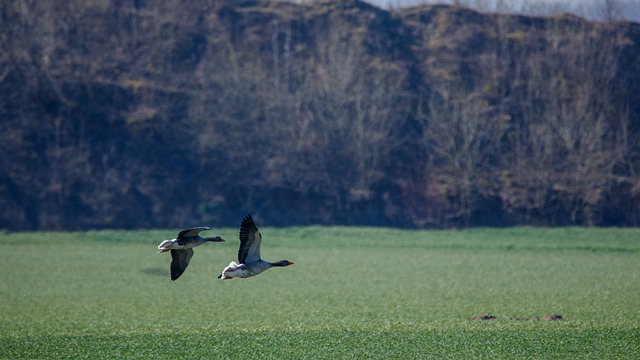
top-left (177, 227), bottom-right (211, 239)
top-left (238, 214), bottom-right (262, 264)
top-left (175, 227), bottom-right (211, 246)
top-left (170, 248), bottom-right (194, 280)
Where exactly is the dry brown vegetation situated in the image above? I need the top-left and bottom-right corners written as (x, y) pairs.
top-left (1, 0), bottom-right (639, 230)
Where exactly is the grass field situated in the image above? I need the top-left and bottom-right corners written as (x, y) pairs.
top-left (1, 226), bottom-right (639, 359)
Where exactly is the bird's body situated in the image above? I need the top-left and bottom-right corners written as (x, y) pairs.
top-left (157, 227), bottom-right (224, 281)
top-left (218, 214), bottom-right (293, 280)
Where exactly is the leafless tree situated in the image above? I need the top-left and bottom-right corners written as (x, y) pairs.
top-left (423, 83), bottom-right (501, 225)
top-left (507, 19), bottom-right (629, 224)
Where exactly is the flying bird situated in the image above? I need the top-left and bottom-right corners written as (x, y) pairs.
top-left (218, 214), bottom-right (293, 280)
top-left (157, 227), bottom-right (224, 281)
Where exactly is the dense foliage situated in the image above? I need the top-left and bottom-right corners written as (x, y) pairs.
top-left (1, 0), bottom-right (639, 230)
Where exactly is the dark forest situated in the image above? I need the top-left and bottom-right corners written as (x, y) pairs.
top-left (1, 0), bottom-right (639, 230)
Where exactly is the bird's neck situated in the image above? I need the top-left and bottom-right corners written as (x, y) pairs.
top-left (271, 260), bottom-right (290, 267)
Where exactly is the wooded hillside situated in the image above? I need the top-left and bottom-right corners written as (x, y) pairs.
top-left (1, 0), bottom-right (639, 230)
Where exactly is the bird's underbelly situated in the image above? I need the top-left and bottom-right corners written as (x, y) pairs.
top-left (171, 243), bottom-right (196, 249)
top-left (221, 262), bottom-right (265, 278)
top-left (231, 269), bottom-right (255, 278)
top-left (223, 266), bottom-right (254, 278)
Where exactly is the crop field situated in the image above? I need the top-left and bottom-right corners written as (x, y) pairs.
top-left (1, 226), bottom-right (639, 359)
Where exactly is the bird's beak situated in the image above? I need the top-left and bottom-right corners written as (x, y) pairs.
top-left (217, 238), bottom-right (225, 242)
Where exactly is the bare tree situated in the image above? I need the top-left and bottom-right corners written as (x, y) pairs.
top-left (306, 25), bottom-right (410, 215)
top-left (423, 84), bottom-right (501, 225)
top-left (601, 0), bottom-right (622, 22)
top-left (507, 19), bottom-right (629, 224)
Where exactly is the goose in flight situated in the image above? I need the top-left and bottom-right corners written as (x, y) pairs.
top-left (157, 227), bottom-right (224, 281)
top-left (218, 214), bottom-right (293, 279)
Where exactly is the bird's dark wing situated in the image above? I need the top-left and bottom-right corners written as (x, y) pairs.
top-left (177, 227), bottom-right (210, 239)
top-left (170, 248), bottom-right (194, 281)
top-left (176, 227), bottom-right (211, 246)
top-left (238, 214), bottom-right (262, 264)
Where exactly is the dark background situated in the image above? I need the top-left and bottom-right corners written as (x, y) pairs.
top-left (1, 0), bottom-right (639, 230)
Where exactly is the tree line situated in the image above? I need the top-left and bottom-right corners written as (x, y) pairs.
top-left (1, 0), bottom-right (639, 230)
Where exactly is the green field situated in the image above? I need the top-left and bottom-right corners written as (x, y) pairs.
top-left (1, 227), bottom-right (639, 359)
